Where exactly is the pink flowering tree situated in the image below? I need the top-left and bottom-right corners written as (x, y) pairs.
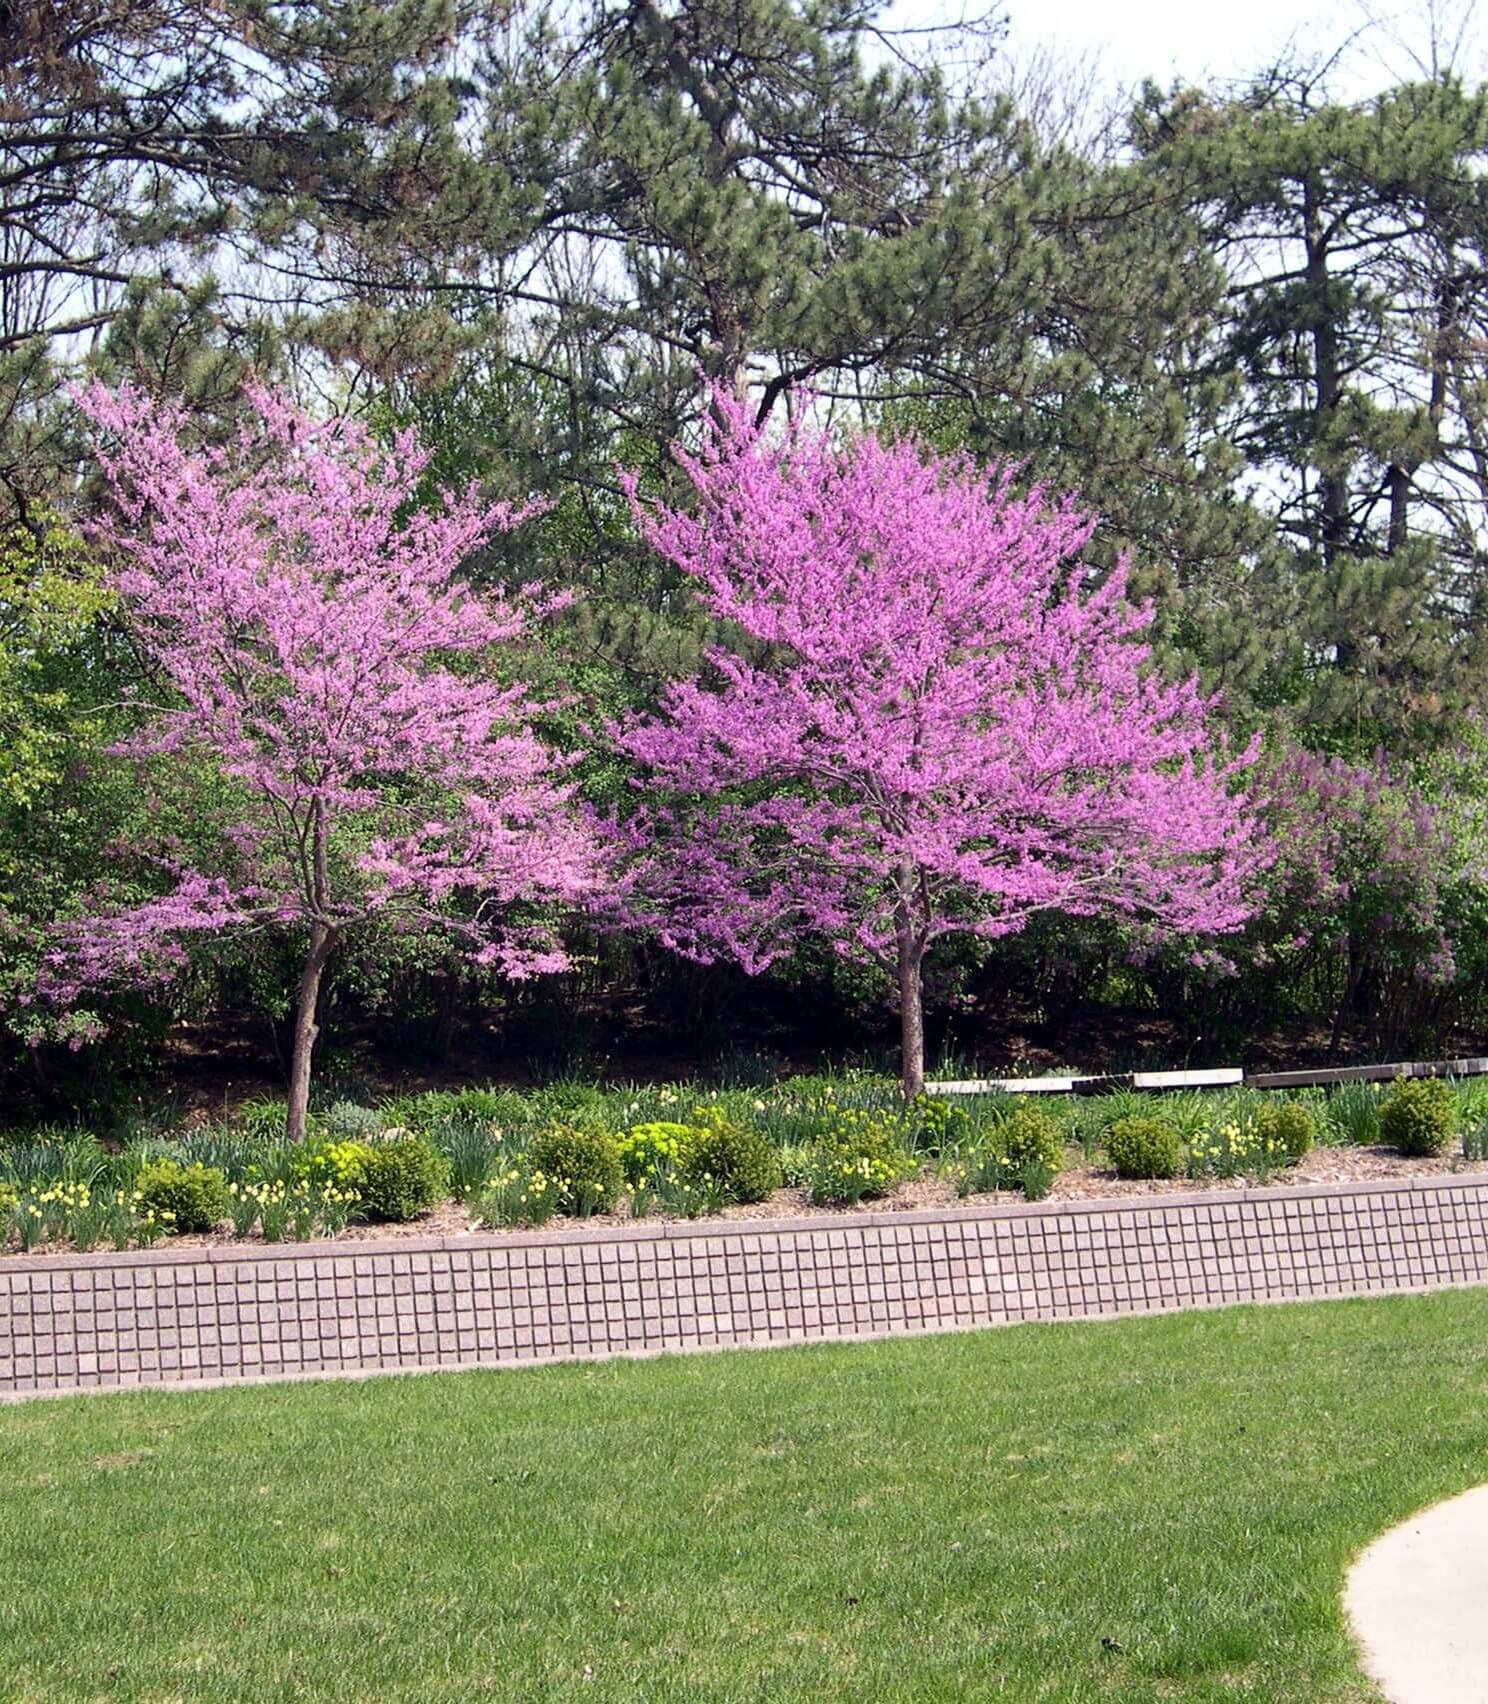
top-left (45, 383), bottom-right (606, 1138)
top-left (618, 393), bottom-right (1265, 1097)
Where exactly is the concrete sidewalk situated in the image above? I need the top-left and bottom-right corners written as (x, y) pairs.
top-left (1346, 1483), bottom-right (1488, 1703)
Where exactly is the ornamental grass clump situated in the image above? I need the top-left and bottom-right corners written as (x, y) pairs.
top-left (1327, 1081), bottom-right (1381, 1145)
top-left (526, 1125), bottom-right (622, 1218)
top-left (906, 1094), bottom-right (973, 1154)
top-left (1104, 1116), bottom-right (1182, 1181)
top-left (133, 1158), bottom-right (229, 1233)
top-left (939, 1138), bottom-right (1009, 1199)
top-left (1379, 1077), bottom-right (1457, 1157)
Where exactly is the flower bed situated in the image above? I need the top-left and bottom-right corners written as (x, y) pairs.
top-left (4, 1072), bottom-right (1487, 1262)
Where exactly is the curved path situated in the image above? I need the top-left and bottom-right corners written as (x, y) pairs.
top-left (1346, 1483), bottom-right (1488, 1703)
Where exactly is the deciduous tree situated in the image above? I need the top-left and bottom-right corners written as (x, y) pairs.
top-left (618, 392), bottom-right (1263, 1096)
top-left (41, 383), bottom-right (605, 1137)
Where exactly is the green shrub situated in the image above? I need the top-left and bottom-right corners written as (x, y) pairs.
top-left (133, 1158), bottom-right (229, 1234)
top-left (290, 1137), bottom-right (373, 1191)
top-left (406, 1086), bottom-right (531, 1134)
top-left (995, 1105), bottom-right (1064, 1176)
top-left (1104, 1117), bottom-right (1181, 1181)
top-left (616, 1122), bottom-right (692, 1187)
top-left (1256, 1100), bottom-right (1316, 1161)
top-left (526, 1124), bottom-right (622, 1217)
top-left (531, 1082), bottom-right (610, 1122)
top-left (677, 1107), bottom-right (781, 1203)
top-left (357, 1136), bottom-right (451, 1223)
top-left (803, 1110), bottom-right (913, 1206)
top-left (1379, 1077), bottom-right (1457, 1157)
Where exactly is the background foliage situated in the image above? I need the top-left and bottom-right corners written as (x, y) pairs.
top-left (5, 0), bottom-right (1488, 1111)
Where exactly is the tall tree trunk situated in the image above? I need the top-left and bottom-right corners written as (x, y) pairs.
top-left (286, 921), bottom-right (337, 1142)
top-left (287, 796), bottom-right (337, 1143)
top-left (898, 937), bottom-right (925, 1101)
top-left (1304, 173), bottom-right (1349, 574)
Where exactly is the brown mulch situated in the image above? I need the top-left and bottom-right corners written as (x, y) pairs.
top-left (5, 1142), bottom-right (1485, 1263)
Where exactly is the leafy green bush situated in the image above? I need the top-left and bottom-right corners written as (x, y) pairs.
top-left (133, 1158), bottom-right (229, 1233)
top-left (677, 1107), bottom-right (781, 1203)
top-left (531, 1082), bottom-right (611, 1122)
top-left (1379, 1077), bottom-right (1457, 1157)
top-left (357, 1136), bottom-right (451, 1222)
top-left (1256, 1100), bottom-right (1315, 1160)
top-left (405, 1085), bottom-right (531, 1134)
top-left (526, 1125), bottom-right (622, 1217)
top-left (616, 1122), bottom-right (691, 1187)
top-left (803, 1110), bottom-right (913, 1206)
top-left (290, 1137), bottom-right (373, 1191)
top-left (995, 1105), bottom-right (1064, 1175)
top-left (1104, 1117), bottom-right (1181, 1181)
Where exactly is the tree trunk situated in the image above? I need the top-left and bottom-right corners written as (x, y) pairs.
top-left (286, 921), bottom-right (337, 1142)
top-left (898, 939), bottom-right (925, 1101)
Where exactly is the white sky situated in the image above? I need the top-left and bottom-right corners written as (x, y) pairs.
top-left (884, 0), bottom-right (1488, 104)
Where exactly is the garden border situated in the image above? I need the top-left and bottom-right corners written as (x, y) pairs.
top-left (3, 1173), bottom-right (1486, 1401)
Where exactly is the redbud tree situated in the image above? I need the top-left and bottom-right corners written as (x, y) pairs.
top-left (619, 393), bottom-right (1265, 1098)
top-left (47, 384), bottom-right (605, 1138)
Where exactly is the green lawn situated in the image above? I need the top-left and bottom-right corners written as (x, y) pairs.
top-left (3, 1293), bottom-right (1488, 1701)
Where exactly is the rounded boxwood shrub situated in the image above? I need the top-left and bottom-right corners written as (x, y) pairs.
top-left (1104, 1116), bottom-right (1181, 1180)
top-left (678, 1108), bottom-right (781, 1204)
top-left (1256, 1099), bottom-right (1316, 1161)
top-left (1379, 1077), bottom-right (1457, 1157)
top-left (133, 1158), bottom-right (229, 1233)
top-left (357, 1135), bottom-right (451, 1223)
top-left (526, 1124), bottom-right (622, 1217)
top-left (995, 1105), bottom-right (1064, 1175)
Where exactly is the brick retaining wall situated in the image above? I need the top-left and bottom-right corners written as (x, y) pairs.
top-left (3, 1175), bottom-right (1487, 1400)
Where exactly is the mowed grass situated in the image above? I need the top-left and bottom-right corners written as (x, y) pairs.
top-left (3, 1293), bottom-right (1488, 1702)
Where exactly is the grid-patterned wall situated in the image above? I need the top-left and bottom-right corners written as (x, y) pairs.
top-left (3, 1178), bottom-right (1486, 1399)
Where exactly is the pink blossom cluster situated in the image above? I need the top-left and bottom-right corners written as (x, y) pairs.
top-left (617, 389), bottom-right (1264, 977)
top-left (43, 383), bottom-right (604, 1004)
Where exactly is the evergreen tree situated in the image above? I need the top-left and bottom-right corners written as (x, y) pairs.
top-left (1135, 68), bottom-right (1488, 739)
